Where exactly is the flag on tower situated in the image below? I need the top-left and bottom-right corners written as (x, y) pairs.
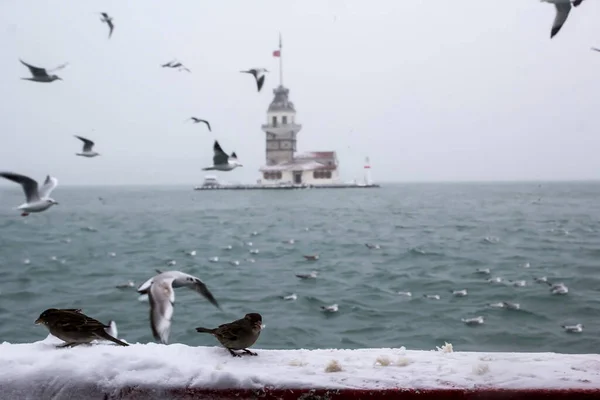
top-left (273, 50), bottom-right (281, 57)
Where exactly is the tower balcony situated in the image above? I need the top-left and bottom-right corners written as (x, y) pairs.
top-left (261, 122), bottom-right (302, 135)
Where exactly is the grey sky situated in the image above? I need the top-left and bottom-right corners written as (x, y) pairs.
top-left (1, 0), bottom-right (599, 185)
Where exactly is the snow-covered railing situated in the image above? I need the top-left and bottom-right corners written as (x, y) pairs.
top-left (1, 338), bottom-right (598, 399)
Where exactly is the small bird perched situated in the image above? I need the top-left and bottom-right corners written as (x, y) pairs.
top-left (196, 313), bottom-right (263, 357)
top-left (74, 135), bottom-right (100, 157)
top-left (34, 308), bottom-right (128, 347)
top-left (0, 172), bottom-right (59, 216)
top-left (19, 59), bottom-right (66, 83)
top-left (187, 117), bottom-right (211, 131)
top-left (137, 270), bottom-right (221, 344)
top-left (99, 12), bottom-right (114, 38)
top-left (202, 140), bottom-right (243, 171)
top-left (541, 0), bottom-right (584, 39)
top-left (240, 68), bottom-right (268, 92)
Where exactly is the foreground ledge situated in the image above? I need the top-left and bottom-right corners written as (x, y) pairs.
top-left (1, 338), bottom-right (599, 399)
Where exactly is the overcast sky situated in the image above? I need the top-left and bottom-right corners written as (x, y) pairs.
top-left (1, 0), bottom-right (599, 185)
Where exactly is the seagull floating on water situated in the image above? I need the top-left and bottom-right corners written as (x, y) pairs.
top-left (20, 59), bottom-right (66, 83)
top-left (209, 257), bottom-right (219, 263)
top-left (423, 294), bottom-right (440, 300)
top-left (534, 276), bottom-right (548, 283)
top-left (365, 243), bottom-right (381, 249)
top-left (282, 293), bottom-right (297, 301)
top-left (187, 117), bottom-right (211, 132)
top-left (542, 0), bottom-right (584, 39)
top-left (115, 281), bottom-right (135, 289)
top-left (321, 304), bottom-right (338, 313)
top-left (202, 141), bottom-right (243, 171)
top-left (562, 323), bottom-right (583, 333)
top-left (99, 12), bottom-right (114, 38)
top-left (451, 289), bottom-right (468, 297)
top-left (137, 270), bottom-right (220, 344)
top-left (502, 301), bottom-right (521, 310)
top-left (547, 281), bottom-right (568, 295)
top-left (0, 172), bottom-right (59, 216)
top-left (240, 68), bottom-right (268, 92)
top-left (303, 254), bottom-right (319, 261)
top-left (74, 135), bottom-right (100, 157)
top-left (462, 316), bottom-right (484, 326)
top-left (476, 268), bottom-right (491, 275)
top-left (398, 291), bottom-right (412, 297)
top-left (296, 271), bottom-right (318, 279)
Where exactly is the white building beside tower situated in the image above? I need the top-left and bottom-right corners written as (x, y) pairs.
top-left (258, 37), bottom-right (340, 186)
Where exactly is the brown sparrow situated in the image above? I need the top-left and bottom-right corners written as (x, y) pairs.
top-left (35, 308), bottom-right (128, 348)
top-left (196, 313), bottom-right (262, 357)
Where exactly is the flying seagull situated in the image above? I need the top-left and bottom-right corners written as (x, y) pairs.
top-left (187, 117), bottom-right (211, 131)
top-left (136, 270), bottom-right (221, 344)
top-left (202, 140), bottom-right (243, 171)
top-left (240, 68), bottom-right (268, 92)
top-left (20, 59), bottom-right (67, 83)
top-left (100, 12), bottom-right (114, 38)
top-left (591, 47), bottom-right (600, 52)
top-left (74, 135), bottom-right (100, 157)
top-left (0, 172), bottom-right (59, 216)
top-left (162, 60), bottom-right (191, 72)
top-left (542, 0), bottom-right (584, 39)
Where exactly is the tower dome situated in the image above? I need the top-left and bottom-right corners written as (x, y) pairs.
top-left (268, 85), bottom-right (296, 113)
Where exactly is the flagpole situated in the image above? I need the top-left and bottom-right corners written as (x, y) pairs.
top-left (279, 32), bottom-right (283, 87)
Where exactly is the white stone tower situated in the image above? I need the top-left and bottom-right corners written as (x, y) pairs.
top-left (261, 34), bottom-right (302, 166)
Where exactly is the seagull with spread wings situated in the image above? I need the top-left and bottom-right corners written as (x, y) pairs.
top-left (187, 117), bottom-right (211, 131)
top-left (136, 270), bottom-right (221, 344)
top-left (20, 59), bottom-right (67, 83)
top-left (100, 12), bottom-right (114, 38)
top-left (541, 0), bottom-right (585, 39)
top-left (240, 68), bottom-right (268, 92)
top-left (0, 172), bottom-right (59, 216)
top-left (202, 140), bottom-right (243, 171)
top-left (74, 135), bottom-right (100, 157)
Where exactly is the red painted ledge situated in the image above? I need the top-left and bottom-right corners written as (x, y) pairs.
top-left (32, 387), bottom-right (600, 400)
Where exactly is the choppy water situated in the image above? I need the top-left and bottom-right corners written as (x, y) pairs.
top-left (0, 182), bottom-right (599, 354)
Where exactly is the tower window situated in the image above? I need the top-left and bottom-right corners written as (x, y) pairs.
top-left (272, 116), bottom-right (277, 126)
top-left (282, 116), bottom-right (287, 124)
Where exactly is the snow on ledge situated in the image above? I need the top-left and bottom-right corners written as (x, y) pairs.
top-left (0, 337), bottom-right (599, 399)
